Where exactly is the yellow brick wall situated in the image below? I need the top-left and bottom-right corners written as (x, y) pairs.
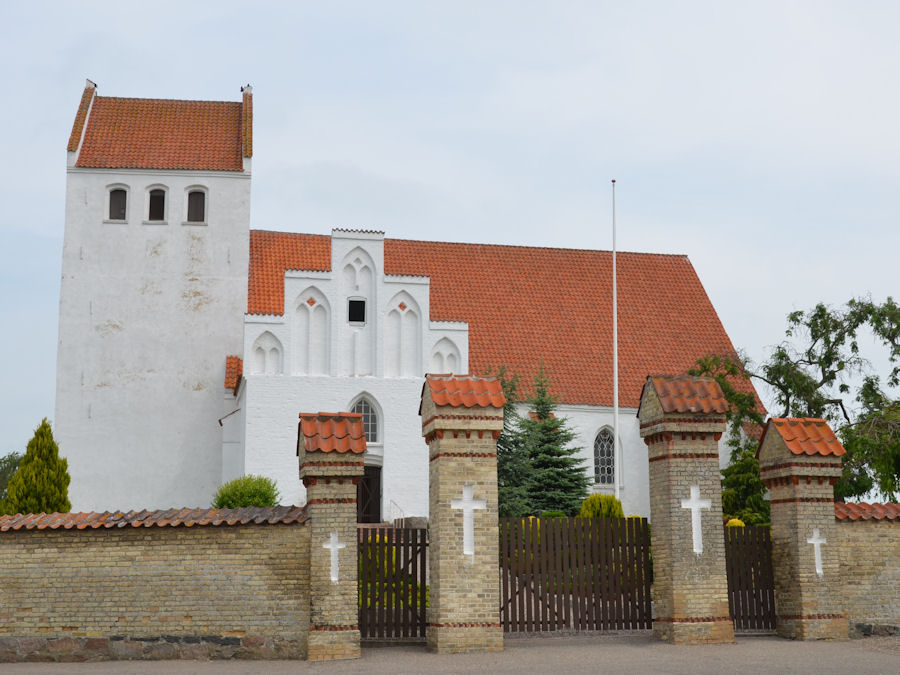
top-left (834, 519), bottom-right (900, 635)
top-left (0, 523), bottom-right (310, 660)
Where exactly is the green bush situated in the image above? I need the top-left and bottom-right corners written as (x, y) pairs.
top-left (2, 419), bottom-right (70, 516)
top-left (540, 510), bottom-right (567, 518)
top-left (725, 518), bottom-right (746, 527)
top-left (579, 493), bottom-right (624, 519)
top-left (212, 475), bottom-right (280, 508)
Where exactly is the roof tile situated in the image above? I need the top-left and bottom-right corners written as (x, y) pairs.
top-left (834, 502), bottom-right (900, 521)
top-left (298, 412), bottom-right (367, 455)
top-left (74, 96), bottom-right (245, 171)
top-left (246, 231), bottom-right (759, 408)
top-left (67, 81), bottom-right (95, 152)
top-left (764, 418), bottom-right (846, 457)
top-left (643, 374), bottom-right (728, 414)
top-left (0, 506), bottom-right (307, 532)
top-left (425, 374), bottom-right (507, 409)
top-left (225, 355), bottom-right (243, 394)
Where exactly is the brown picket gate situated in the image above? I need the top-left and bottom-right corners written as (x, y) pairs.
top-left (358, 526), bottom-right (428, 643)
top-left (724, 524), bottom-right (776, 632)
top-left (499, 517), bottom-right (652, 633)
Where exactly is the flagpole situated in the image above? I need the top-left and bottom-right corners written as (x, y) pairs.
top-left (612, 179), bottom-right (620, 501)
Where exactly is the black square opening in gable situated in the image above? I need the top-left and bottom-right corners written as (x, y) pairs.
top-left (348, 299), bottom-right (366, 323)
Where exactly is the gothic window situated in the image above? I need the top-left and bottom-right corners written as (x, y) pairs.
top-left (250, 331), bottom-right (283, 375)
top-left (352, 397), bottom-right (378, 444)
top-left (429, 337), bottom-right (461, 374)
top-left (148, 188), bottom-right (166, 222)
top-left (594, 428), bottom-right (615, 485)
top-left (108, 188), bottom-right (127, 221)
top-left (187, 189), bottom-right (206, 223)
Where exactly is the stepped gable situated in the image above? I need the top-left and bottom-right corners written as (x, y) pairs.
top-left (0, 506), bottom-right (307, 532)
top-left (297, 412), bottom-right (367, 455)
top-left (758, 418), bottom-right (846, 458)
top-left (245, 230), bottom-right (753, 408)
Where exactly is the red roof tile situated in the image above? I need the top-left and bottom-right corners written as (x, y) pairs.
top-left (0, 506), bottom-right (307, 532)
top-left (529, 411), bottom-right (556, 421)
top-left (67, 80), bottom-right (95, 152)
top-left (73, 94), bottom-right (246, 171)
top-left (643, 374), bottom-right (728, 415)
top-left (246, 231), bottom-right (757, 408)
top-left (425, 374), bottom-right (507, 409)
top-left (224, 355), bottom-right (242, 394)
top-left (298, 412), bottom-right (367, 455)
top-left (834, 502), bottom-right (900, 521)
top-left (241, 86), bottom-right (253, 158)
top-left (760, 418), bottom-right (846, 457)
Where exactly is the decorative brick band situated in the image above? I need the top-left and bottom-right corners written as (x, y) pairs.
top-left (429, 452), bottom-right (497, 463)
top-left (648, 452), bottom-right (720, 463)
top-left (779, 614), bottom-right (845, 621)
top-left (764, 475), bottom-right (839, 489)
top-left (422, 414), bottom-right (504, 427)
top-left (640, 417), bottom-right (725, 429)
top-left (760, 461), bottom-right (840, 472)
top-left (302, 476), bottom-right (361, 488)
top-left (769, 497), bottom-right (835, 505)
top-left (309, 624), bottom-right (360, 632)
top-left (306, 498), bottom-right (357, 505)
top-left (427, 622), bottom-right (502, 628)
top-left (424, 430), bottom-right (501, 444)
top-left (642, 431), bottom-right (723, 446)
top-left (655, 616), bottom-right (732, 623)
top-left (301, 461), bottom-right (365, 469)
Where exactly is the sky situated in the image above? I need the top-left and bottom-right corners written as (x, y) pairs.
top-left (1, 1), bottom-right (898, 455)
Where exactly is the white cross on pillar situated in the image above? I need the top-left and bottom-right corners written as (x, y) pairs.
top-left (322, 531), bottom-right (346, 583)
top-left (807, 527), bottom-right (826, 578)
top-left (450, 484), bottom-right (487, 556)
top-left (681, 484), bottom-right (712, 554)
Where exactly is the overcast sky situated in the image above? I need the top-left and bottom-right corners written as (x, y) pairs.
top-left (1, 1), bottom-right (898, 455)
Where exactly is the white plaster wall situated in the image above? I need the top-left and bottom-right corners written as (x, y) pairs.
top-left (56, 167), bottom-right (250, 511)
top-left (221, 388), bottom-right (246, 484)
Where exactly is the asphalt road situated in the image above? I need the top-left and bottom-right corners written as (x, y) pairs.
top-left (2, 633), bottom-right (899, 674)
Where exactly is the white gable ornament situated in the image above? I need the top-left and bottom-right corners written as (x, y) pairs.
top-left (807, 527), bottom-right (826, 578)
top-left (450, 484), bottom-right (486, 556)
top-left (322, 531), bottom-right (346, 583)
top-left (681, 485), bottom-right (712, 555)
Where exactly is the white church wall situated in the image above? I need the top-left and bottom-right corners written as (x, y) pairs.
top-left (220, 388), bottom-right (246, 484)
top-left (56, 167), bottom-right (250, 511)
top-left (427, 322), bottom-right (469, 374)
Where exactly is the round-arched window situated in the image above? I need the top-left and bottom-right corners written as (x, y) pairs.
top-left (594, 428), bottom-right (615, 485)
top-left (352, 398), bottom-right (378, 444)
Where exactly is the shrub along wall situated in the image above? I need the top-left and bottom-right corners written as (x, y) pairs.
top-left (0, 507), bottom-right (309, 662)
top-left (833, 504), bottom-right (900, 637)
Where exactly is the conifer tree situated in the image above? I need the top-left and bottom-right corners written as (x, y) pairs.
top-left (494, 367), bottom-right (532, 517)
top-left (520, 365), bottom-right (589, 516)
top-left (1, 419), bottom-right (71, 515)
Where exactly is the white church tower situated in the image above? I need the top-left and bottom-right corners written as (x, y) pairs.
top-left (56, 80), bottom-right (252, 510)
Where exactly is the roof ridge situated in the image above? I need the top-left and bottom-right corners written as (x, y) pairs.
top-left (95, 95), bottom-right (241, 105)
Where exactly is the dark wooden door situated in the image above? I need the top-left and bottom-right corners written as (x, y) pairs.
top-left (357, 466), bottom-right (382, 523)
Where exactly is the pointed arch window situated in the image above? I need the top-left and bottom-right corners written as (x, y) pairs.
top-left (352, 398), bottom-right (378, 444)
top-left (594, 428), bottom-right (615, 485)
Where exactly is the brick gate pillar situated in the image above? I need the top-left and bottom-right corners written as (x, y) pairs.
top-left (637, 375), bottom-right (735, 644)
top-left (757, 418), bottom-right (848, 640)
top-left (420, 374), bottom-right (505, 653)
top-left (297, 412), bottom-right (366, 661)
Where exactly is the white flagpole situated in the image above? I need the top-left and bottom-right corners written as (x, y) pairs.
top-left (612, 179), bottom-right (620, 500)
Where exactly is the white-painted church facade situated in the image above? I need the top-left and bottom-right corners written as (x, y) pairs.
top-left (56, 82), bottom-right (740, 520)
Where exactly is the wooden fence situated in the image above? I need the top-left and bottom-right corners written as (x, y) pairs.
top-left (499, 516), bottom-right (652, 633)
top-left (358, 526), bottom-right (428, 643)
top-left (724, 524), bottom-right (776, 632)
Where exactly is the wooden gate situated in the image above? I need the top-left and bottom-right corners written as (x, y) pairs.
top-left (358, 526), bottom-right (428, 643)
top-left (499, 517), bottom-right (652, 633)
top-left (724, 525), bottom-right (776, 632)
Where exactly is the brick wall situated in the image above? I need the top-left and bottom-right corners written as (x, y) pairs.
top-left (834, 519), bottom-right (900, 636)
top-left (0, 522), bottom-right (309, 662)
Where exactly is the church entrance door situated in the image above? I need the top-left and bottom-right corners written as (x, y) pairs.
top-left (357, 466), bottom-right (382, 523)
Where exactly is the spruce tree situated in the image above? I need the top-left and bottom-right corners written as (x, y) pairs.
top-left (494, 367), bottom-right (532, 517)
top-left (1, 419), bottom-right (71, 515)
top-left (520, 365), bottom-right (589, 516)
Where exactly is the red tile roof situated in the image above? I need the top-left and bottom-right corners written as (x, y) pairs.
top-left (529, 411), bottom-right (556, 421)
top-left (224, 355), bottom-right (243, 394)
top-left (643, 374), bottom-right (728, 415)
top-left (0, 506), bottom-right (306, 532)
top-left (247, 231), bottom-right (754, 408)
top-left (425, 374), bottom-right (507, 409)
top-left (72, 90), bottom-right (249, 171)
top-left (241, 86), bottom-right (253, 158)
top-left (67, 80), bottom-right (95, 152)
top-left (760, 418), bottom-right (846, 457)
top-left (298, 412), bottom-right (367, 455)
top-left (834, 502), bottom-right (900, 521)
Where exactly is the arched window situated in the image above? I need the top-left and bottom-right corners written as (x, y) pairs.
top-left (594, 428), bottom-right (615, 485)
top-left (187, 190), bottom-right (206, 223)
top-left (148, 188), bottom-right (166, 221)
top-left (108, 188), bottom-right (127, 221)
top-left (352, 398), bottom-right (378, 444)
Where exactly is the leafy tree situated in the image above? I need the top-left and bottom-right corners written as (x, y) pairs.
top-left (579, 493), bottom-right (624, 518)
top-left (1, 419), bottom-right (70, 515)
top-left (212, 474), bottom-right (280, 509)
top-left (0, 452), bottom-right (22, 503)
top-left (491, 366), bottom-right (532, 518)
top-left (519, 365), bottom-right (589, 516)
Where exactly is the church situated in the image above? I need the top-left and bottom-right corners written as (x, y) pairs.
top-left (56, 82), bottom-right (746, 520)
